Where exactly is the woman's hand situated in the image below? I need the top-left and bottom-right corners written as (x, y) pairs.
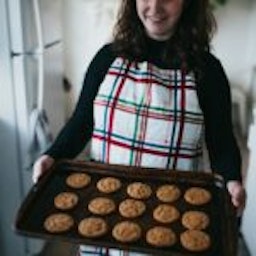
top-left (32, 154), bottom-right (55, 184)
top-left (227, 180), bottom-right (246, 216)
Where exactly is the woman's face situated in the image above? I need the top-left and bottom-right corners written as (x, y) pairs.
top-left (136, 0), bottom-right (184, 41)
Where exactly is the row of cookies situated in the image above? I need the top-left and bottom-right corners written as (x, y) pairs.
top-left (44, 213), bottom-right (210, 252)
top-left (44, 214), bottom-right (176, 246)
top-left (65, 172), bottom-right (213, 205)
top-left (52, 191), bottom-right (211, 228)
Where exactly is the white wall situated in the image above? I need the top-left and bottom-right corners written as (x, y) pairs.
top-left (241, 106), bottom-right (256, 256)
top-left (212, 0), bottom-right (256, 93)
top-left (63, 0), bottom-right (120, 102)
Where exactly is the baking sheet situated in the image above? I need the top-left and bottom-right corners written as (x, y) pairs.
top-left (15, 160), bottom-right (238, 256)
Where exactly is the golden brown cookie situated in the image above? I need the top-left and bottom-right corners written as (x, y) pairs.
top-left (127, 182), bottom-right (152, 200)
top-left (78, 217), bottom-right (108, 238)
top-left (119, 199), bottom-right (146, 218)
top-left (153, 204), bottom-right (180, 224)
top-left (112, 221), bottom-right (141, 243)
top-left (156, 184), bottom-right (181, 203)
top-left (88, 197), bottom-right (116, 215)
top-left (146, 226), bottom-right (176, 247)
top-left (181, 211), bottom-right (210, 230)
top-left (66, 173), bottom-right (91, 189)
top-left (184, 187), bottom-right (212, 206)
top-left (44, 213), bottom-right (74, 233)
top-left (54, 192), bottom-right (79, 210)
top-left (97, 177), bottom-right (122, 193)
top-left (180, 230), bottom-right (211, 252)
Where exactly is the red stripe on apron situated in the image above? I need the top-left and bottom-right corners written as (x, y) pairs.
top-left (135, 63), bottom-right (153, 166)
top-left (106, 62), bottom-right (132, 163)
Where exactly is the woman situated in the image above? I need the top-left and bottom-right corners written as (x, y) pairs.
top-left (33, 0), bottom-right (246, 255)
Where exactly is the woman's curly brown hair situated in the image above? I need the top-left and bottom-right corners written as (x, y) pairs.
top-left (112, 0), bottom-right (216, 78)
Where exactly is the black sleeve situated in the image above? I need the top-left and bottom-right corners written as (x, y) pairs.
top-left (198, 53), bottom-right (242, 182)
top-left (45, 44), bottom-right (115, 159)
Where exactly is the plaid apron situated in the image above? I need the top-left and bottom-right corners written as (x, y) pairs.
top-left (79, 57), bottom-right (204, 256)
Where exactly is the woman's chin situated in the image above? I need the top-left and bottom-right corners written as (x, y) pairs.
top-left (147, 31), bottom-right (172, 41)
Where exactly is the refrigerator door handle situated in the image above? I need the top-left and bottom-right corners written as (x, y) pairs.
top-left (32, 0), bottom-right (44, 111)
top-left (29, 0), bottom-right (53, 158)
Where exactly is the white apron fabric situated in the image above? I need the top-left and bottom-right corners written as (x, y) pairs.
top-left (79, 57), bottom-right (205, 256)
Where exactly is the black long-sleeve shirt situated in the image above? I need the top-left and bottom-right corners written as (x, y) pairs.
top-left (46, 41), bottom-right (242, 182)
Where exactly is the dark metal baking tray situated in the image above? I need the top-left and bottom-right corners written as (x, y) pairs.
top-left (14, 160), bottom-right (238, 256)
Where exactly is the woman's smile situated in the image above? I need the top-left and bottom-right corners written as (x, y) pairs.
top-left (136, 0), bottom-right (184, 41)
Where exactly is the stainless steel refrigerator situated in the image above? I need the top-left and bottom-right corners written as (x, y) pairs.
top-left (0, 0), bottom-right (66, 255)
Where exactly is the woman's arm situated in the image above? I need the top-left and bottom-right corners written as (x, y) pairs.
top-left (198, 54), bottom-right (246, 213)
top-left (199, 54), bottom-right (242, 182)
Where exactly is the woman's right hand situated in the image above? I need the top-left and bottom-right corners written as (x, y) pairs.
top-left (32, 154), bottom-right (55, 184)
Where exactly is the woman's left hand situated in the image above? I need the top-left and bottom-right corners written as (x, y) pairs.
top-left (227, 180), bottom-right (246, 216)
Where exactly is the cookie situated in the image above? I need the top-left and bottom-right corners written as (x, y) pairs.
top-left (112, 221), bottom-right (141, 243)
top-left (153, 204), bottom-right (180, 224)
top-left (156, 184), bottom-right (181, 203)
top-left (44, 213), bottom-right (74, 233)
top-left (66, 173), bottom-right (91, 189)
top-left (54, 192), bottom-right (79, 210)
top-left (182, 211), bottom-right (210, 230)
top-left (180, 230), bottom-right (211, 252)
top-left (119, 199), bottom-right (146, 218)
top-left (127, 182), bottom-right (152, 200)
top-left (78, 217), bottom-right (108, 238)
top-left (184, 187), bottom-right (212, 206)
top-left (146, 226), bottom-right (176, 247)
top-left (88, 197), bottom-right (116, 215)
top-left (97, 177), bottom-right (122, 193)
